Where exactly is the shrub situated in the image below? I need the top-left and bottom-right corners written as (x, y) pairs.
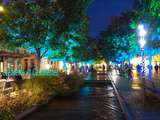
top-left (23, 72), bottom-right (69, 102)
top-left (0, 94), bottom-right (15, 120)
top-left (0, 109), bottom-right (15, 120)
top-left (0, 72), bottom-right (84, 119)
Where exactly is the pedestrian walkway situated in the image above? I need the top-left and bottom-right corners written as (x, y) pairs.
top-left (145, 70), bottom-right (160, 88)
top-left (23, 84), bottom-right (125, 120)
top-left (114, 73), bottom-right (160, 120)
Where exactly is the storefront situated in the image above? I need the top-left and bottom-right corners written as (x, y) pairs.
top-left (0, 50), bottom-right (37, 73)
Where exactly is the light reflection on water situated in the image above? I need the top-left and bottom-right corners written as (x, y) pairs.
top-left (23, 83), bottom-right (125, 120)
top-left (80, 86), bottom-right (94, 96)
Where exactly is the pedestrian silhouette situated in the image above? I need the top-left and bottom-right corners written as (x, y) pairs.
top-left (154, 64), bottom-right (158, 74)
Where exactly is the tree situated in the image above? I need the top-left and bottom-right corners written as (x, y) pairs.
top-left (131, 0), bottom-right (160, 80)
top-left (131, 0), bottom-right (160, 51)
top-left (51, 0), bottom-right (93, 70)
top-left (4, 0), bottom-right (59, 70)
top-left (98, 12), bottom-right (138, 63)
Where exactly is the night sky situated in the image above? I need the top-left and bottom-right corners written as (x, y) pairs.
top-left (87, 0), bottom-right (134, 37)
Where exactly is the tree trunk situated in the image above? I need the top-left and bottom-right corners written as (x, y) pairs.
top-left (74, 62), bottom-right (78, 72)
top-left (128, 53), bottom-right (131, 67)
top-left (37, 57), bottom-right (41, 71)
top-left (121, 58), bottom-right (125, 71)
top-left (63, 59), bottom-right (67, 72)
top-left (36, 48), bottom-right (41, 72)
top-left (148, 49), bottom-right (152, 80)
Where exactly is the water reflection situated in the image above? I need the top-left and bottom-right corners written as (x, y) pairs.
top-left (24, 85), bottom-right (125, 120)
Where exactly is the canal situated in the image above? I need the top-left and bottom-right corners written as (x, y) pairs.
top-left (23, 84), bottom-right (125, 120)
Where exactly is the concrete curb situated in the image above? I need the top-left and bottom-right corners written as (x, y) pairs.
top-left (111, 80), bottom-right (134, 120)
top-left (15, 95), bottom-right (55, 120)
top-left (15, 106), bottom-right (37, 120)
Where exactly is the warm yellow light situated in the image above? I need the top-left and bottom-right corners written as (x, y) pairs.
top-left (0, 6), bottom-right (4, 12)
top-left (59, 61), bottom-right (64, 70)
top-left (46, 64), bottom-right (50, 69)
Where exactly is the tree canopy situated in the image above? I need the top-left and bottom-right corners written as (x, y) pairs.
top-left (1, 0), bottom-right (94, 69)
top-left (97, 11), bottom-right (139, 63)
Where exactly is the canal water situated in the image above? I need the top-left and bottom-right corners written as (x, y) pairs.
top-left (23, 84), bottom-right (125, 120)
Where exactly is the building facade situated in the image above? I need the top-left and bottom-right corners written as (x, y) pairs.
top-left (0, 50), bottom-right (37, 73)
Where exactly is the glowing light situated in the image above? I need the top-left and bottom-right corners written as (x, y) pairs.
top-left (0, 62), bottom-right (3, 72)
top-left (46, 64), bottom-right (50, 69)
top-left (66, 63), bottom-right (71, 75)
top-left (139, 29), bottom-right (147, 37)
top-left (59, 61), bottom-right (64, 70)
top-left (139, 38), bottom-right (146, 48)
top-left (138, 24), bottom-right (144, 31)
top-left (112, 69), bottom-right (116, 76)
top-left (138, 24), bottom-right (147, 37)
top-left (112, 69), bottom-right (118, 83)
top-left (131, 78), bottom-right (141, 90)
top-left (138, 24), bottom-right (147, 77)
top-left (78, 62), bottom-right (81, 67)
top-left (131, 84), bottom-right (141, 90)
top-left (131, 57), bottom-right (140, 65)
top-left (0, 6), bottom-right (4, 12)
top-left (87, 63), bottom-right (90, 67)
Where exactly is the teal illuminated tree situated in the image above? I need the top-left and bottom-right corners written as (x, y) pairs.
top-left (0, 29), bottom-right (10, 49)
top-left (4, 1), bottom-right (58, 70)
top-left (50, 0), bottom-right (93, 70)
top-left (98, 12), bottom-right (139, 64)
top-left (131, 0), bottom-right (160, 54)
top-left (131, 0), bottom-right (160, 80)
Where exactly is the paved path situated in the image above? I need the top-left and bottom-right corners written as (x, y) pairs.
top-left (114, 73), bottom-right (160, 120)
top-left (23, 84), bottom-right (125, 120)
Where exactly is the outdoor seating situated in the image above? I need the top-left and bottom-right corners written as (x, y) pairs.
top-left (0, 79), bottom-right (6, 92)
top-left (0, 79), bottom-right (15, 95)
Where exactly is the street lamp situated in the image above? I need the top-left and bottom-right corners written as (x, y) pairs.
top-left (0, 5), bottom-right (4, 23)
top-left (138, 24), bottom-right (147, 77)
top-left (0, 6), bottom-right (4, 12)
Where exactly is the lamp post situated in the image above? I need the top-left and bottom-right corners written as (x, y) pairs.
top-left (0, 5), bottom-right (4, 22)
top-left (0, 5), bottom-right (4, 72)
top-left (0, 6), bottom-right (4, 12)
top-left (138, 24), bottom-right (146, 78)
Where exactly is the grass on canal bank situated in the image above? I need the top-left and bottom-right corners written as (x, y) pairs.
top-left (0, 71), bottom-right (84, 120)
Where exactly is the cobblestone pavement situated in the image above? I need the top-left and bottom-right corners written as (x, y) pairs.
top-left (23, 84), bottom-right (125, 120)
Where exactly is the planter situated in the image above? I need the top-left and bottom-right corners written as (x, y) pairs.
top-left (15, 105), bottom-right (37, 120)
top-left (15, 95), bottom-right (55, 120)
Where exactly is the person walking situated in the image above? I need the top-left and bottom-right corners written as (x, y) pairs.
top-left (154, 63), bottom-right (159, 74)
top-left (103, 64), bottom-right (105, 73)
top-left (127, 67), bottom-right (133, 80)
top-left (15, 73), bottom-right (23, 89)
top-left (90, 65), bottom-right (97, 80)
top-left (30, 63), bottom-right (35, 75)
top-left (136, 64), bottom-right (141, 75)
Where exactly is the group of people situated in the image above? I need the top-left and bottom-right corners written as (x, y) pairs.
top-left (118, 62), bottom-right (160, 81)
top-left (80, 64), bottom-right (120, 80)
top-left (136, 63), bottom-right (160, 74)
top-left (79, 65), bottom-right (89, 73)
top-left (24, 63), bottom-right (36, 75)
